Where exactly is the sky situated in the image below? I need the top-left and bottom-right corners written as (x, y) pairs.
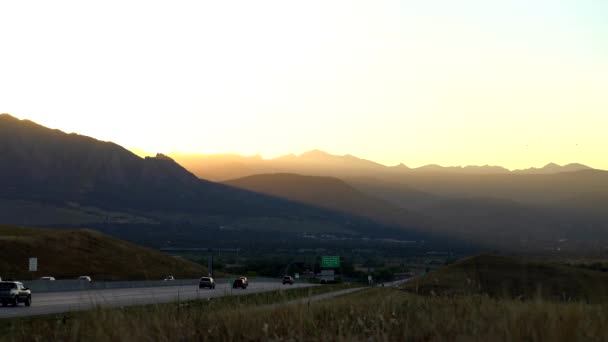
top-left (1, 0), bottom-right (607, 169)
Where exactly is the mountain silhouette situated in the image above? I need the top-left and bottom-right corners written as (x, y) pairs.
top-left (171, 150), bottom-right (594, 182)
top-left (513, 163), bottom-right (592, 174)
top-left (0, 114), bottom-right (429, 242)
top-left (3, 114), bottom-right (606, 252)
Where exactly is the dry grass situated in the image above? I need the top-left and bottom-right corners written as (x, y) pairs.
top-left (2, 287), bottom-right (607, 341)
top-left (0, 225), bottom-right (205, 280)
top-left (404, 254), bottom-right (608, 303)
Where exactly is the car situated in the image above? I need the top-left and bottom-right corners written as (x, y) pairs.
top-left (239, 277), bottom-right (249, 286)
top-left (164, 276), bottom-right (175, 281)
top-left (199, 277), bottom-right (215, 289)
top-left (78, 276), bottom-right (92, 282)
top-left (0, 281), bottom-right (32, 307)
top-left (232, 278), bottom-right (247, 289)
top-left (39, 276), bottom-right (56, 281)
top-left (282, 276), bottom-right (295, 285)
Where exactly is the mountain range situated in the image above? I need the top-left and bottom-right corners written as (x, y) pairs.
top-left (182, 151), bottom-right (608, 252)
top-left (0, 114), bottom-right (433, 248)
top-left (170, 150), bottom-right (594, 182)
top-left (2, 113), bottom-right (608, 254)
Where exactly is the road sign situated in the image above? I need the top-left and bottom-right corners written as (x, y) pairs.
top-left (295, 273), bottom-right (300, 279)
top-left (29, 258), bottom-right (38, 272)
top-left (321, 256), bottom-right (340, 268)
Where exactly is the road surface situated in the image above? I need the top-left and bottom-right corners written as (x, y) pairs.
top-left (257, 279), bottom-right (410, 311)
top-left (0, 281), bottom-right (316, 319)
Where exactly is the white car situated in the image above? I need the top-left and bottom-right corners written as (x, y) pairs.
top-left (40, 276), bottom-right (56, 281)
top-left (78, 276), bottom-right (92, 282)
top-left (199, 277), bottom-right (215, 289)
top-left (164, 276), bottom-right (175, 281)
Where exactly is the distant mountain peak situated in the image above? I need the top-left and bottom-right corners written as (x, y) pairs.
top-left (564, 163), bottom-right (589, 168)
top-left (514, 162), bottom-right (592, 174)
top-left (0, 113), bottom-right (19, 120)
top-left (543, 162), bottom-right (561, 169)
top-left (391, 163), bottom-right (410, 169)
top-left (151, 153), bottom-right (174, 161)
top-left (1, 113), bottom-right (41, 127)
top-left (418, 164), bottom-right (444, 169)
top-left (299, 149), bottom-right (331, 159)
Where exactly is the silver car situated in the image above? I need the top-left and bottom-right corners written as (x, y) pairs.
top-left (199, 277), bottom-right (215, 289)
top-left (0, 281), bottom-right (32, 307)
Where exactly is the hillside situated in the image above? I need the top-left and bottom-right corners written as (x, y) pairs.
top-left (0, 114), bottom-right (269, 215)
top-left (417, 197), bottom-right (608, 248)
top-left (346, 177), bottom-right (439, 211)
top-left (224, 173), bottom-right (431, 231)
top-left (378, 170), bottom-right (608, 206)
top-left (225, 174), bottom-right (608, 251)
top-left (0, 225), bottom-right (205, 280)
top-left (403, 255), bottom-right (608, 303)
top-left (0, 114), bottom-right (434, 248)
top-left (555, 192), bottom-right (608, 217)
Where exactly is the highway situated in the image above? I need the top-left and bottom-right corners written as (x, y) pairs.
top-left (0, 281), bottom-right (316, 319)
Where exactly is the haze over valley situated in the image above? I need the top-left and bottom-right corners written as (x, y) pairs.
top-left (2, 114), bottom-right (607, 256)
top-left (2, 2), bottom-right (608, 339)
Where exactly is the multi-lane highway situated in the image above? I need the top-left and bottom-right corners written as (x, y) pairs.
top-left (0, 281), bottom-right (316, 319)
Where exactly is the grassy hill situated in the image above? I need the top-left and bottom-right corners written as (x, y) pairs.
top-left (0, 225), bottom-right (206, 280)
top-left (403, 254), bottom-right (608, 303)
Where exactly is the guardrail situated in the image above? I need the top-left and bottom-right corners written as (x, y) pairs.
top-left (21, 279), bottom-right (201, 293)
top-left (19, 277), bottom-right (278, 293)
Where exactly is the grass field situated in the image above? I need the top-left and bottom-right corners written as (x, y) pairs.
top-left (403, 254), bottom-right (608, 303)
top-left (1, 285), bottom-right (607, 341)
top-left (0, 225), bottom-right (205, 280)
top-left (0, 284), bottom-right (354, 341)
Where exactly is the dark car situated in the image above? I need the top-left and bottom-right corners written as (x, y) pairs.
top-left (282, 276), bottom-right (294, 285)
top-left (199, 277), bottom-right (215, 289)
top-left (233, 278), bottom-right (247, 289)
top-left (0, 281), bottom-right (32, 307)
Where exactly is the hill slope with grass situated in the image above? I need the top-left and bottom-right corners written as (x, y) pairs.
top-left (403, 254), bottom-right (608, 303)
top-left (0, 225), bottom-right (205, 280)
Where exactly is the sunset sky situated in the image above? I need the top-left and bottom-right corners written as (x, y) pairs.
top-left (1, 1), bottom-right (607, 169)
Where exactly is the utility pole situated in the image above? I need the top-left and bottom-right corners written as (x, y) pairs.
top-left (208, 253), bottom-right (213, 277)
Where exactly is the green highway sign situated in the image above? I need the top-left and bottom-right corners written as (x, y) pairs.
top-left (321, 256), bottom-right (340, 268)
